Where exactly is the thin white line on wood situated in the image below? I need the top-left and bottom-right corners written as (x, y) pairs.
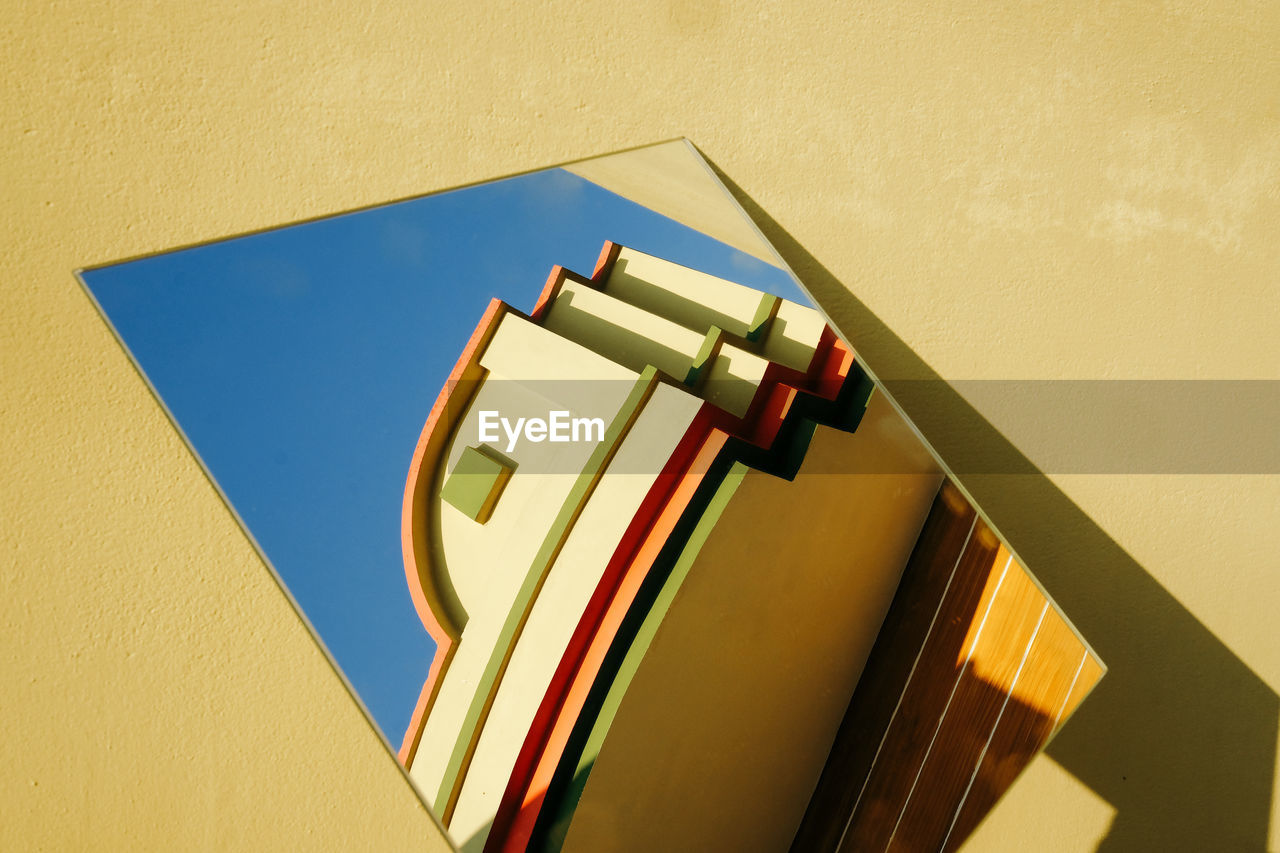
top-left (836, 514), bottom-right (979, 852)
top-left (939, 601), bottom-right (1050, 852)
top-left (883, 553), bottom-right (1013, 852)
top-left (1052, 649), bottom-right (1090, 732)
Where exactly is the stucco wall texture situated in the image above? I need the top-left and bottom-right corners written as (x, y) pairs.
top-left (2, 2), bottom-right (1277, 851)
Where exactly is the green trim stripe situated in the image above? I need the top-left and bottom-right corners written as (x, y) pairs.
top-left (440, 445), bottom-right (514, 523)
top-left (746, 292), bottom-right (780, 343)
top-left (684, 325), bottom-right (724, 387)
top-left (535, 462), bottom-right (749, 852)
top-left (433, 366), bottom-right (660, 819)
top-left (528, 363), bottom-right (876, 849)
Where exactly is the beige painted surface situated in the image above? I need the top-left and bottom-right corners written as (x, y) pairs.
top-left (564, 395), bottom-right (944, 853)
top-left (544, 280), bottom-right (705, 379)
top-left (416, 319), bottom-right (637, 802)
top-left (450, 383), bottom-right (702, 849)
top-left (763, 298), bottom-right (828, 371)
top-left (605, 247), bottom-right (769, 336)
top-left (701, 341), bottom-right (768, 417)
top-left (602, 247), bottom-right (827, 375)
top-left (481, 312), bottom-right (637, 387)
top-left (437, 381), bottom-right (592, 614)
top-left (3, 2), bottom-right (1277, 850)
top-left (421, 461), bottom-right (583, 801)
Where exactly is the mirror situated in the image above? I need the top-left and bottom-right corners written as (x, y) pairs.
top-left (81, 140), bottom-right (1101, 853)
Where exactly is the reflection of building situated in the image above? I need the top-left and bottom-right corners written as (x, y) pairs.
top-left (399, 243), bottom-right (1103, 853)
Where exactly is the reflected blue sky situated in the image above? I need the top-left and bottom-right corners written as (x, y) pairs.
top-left (82, 167), bottom-right (807, 742)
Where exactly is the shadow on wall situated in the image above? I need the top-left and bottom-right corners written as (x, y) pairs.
top-left (700, 150), bottom-right (1278, 852)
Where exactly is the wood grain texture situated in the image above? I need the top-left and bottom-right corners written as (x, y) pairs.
top-left (791, 482), bottom-right (1102, 853)
top-left (790, 482), bottom-right (978, 852)
top-left (941, 611), bottom-right (1098, 851)
top-left (885, 554), bottom-right (1047, 852)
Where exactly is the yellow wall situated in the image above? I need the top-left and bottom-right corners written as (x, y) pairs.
top-left (2, 2), bottom-right (1276, 851)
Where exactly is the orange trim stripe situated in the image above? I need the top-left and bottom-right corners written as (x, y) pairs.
top-left (494, 425), bottom-right (728, 853)
top-left (399, 297), bottom-right (508, 765)
top-left (490, 330), bottom-right (856, 851)
top-left (396, 242), bottom-right (856, 810)
top-left (590, 240), bottom-right (623, 282)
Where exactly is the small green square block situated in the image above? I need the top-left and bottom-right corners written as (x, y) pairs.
top-left (441, 445), bottom-right (513, 523)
